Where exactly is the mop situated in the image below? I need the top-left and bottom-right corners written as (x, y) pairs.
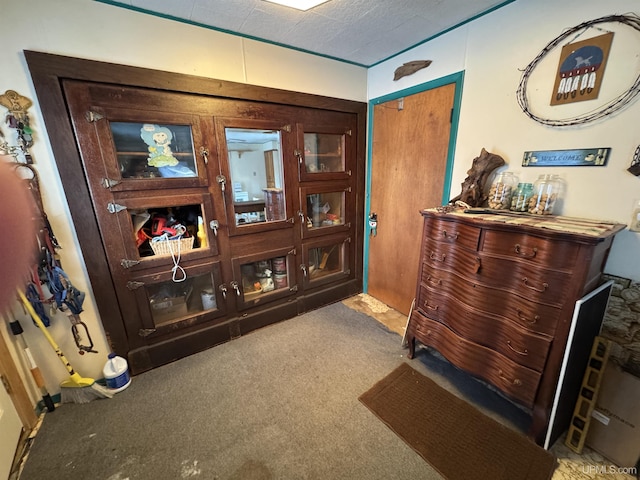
top-left (17, 290), bottom-right (113, 404)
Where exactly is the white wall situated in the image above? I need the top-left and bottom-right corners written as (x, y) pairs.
top-left (0, 0), bottom-right (367, 403)
top-left (368, 0), bottom-right (640, 282)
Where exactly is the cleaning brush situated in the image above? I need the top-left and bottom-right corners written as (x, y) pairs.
top-left (18, 290), bottom-right (113, 404)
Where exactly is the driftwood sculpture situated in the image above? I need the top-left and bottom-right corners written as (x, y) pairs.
top-left (394, 60), bottom-right (432, 81)
top-left (449, 148), bottom-right (506, 207)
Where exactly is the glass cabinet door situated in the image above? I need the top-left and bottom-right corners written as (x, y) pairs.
top-left (300, 183), bottom-right (352, 238)
top-left (91, 109), bottom-right (209, 191)
top-left (301, 235), bottom-right (351, 289)
top-left (232, 248), bottom-right (296, 311)
top-left (298, 123), bottom-right (355, 182)
top-left (130, 262), bottom-right (225, 338)
top-left (217, 120), bottom-right (294, 235)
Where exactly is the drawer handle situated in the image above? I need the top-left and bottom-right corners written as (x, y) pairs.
top-left (430, 252), bottom-right (446, 262)
top-left (507, 340), bottom-right (528, 356)
top-left (473, 256), bottom-right (482, 274)
top-left (522, 277), bottom-right (548, 293)
top-left (423, 302), bottom-right (439, 311)
top-left (498, 369), bottom-right (522, 386)
top-left (516, 309), bottom-right (539, 325)
top-left (514, 244), bottom-right (538, 258)
top-left (442, 230), bottom-right (458, 241)
top-left (426, 275), bottom-right (442, 286)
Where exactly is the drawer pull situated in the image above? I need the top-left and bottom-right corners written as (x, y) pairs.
top-left (474, 256), bottom-right (482, 273)
top-left (442, 230), bottom-right (458, 241)
top-left (426, 275), bottom-right (442, 286)
top-left (516, 309), bottom-right (539, 325)
top-left (507, 340), bottom-right (529, 356)
top-left (424, 302), bottom-right (439, 311)
top-left (498, 369), bottom-right (522, 386)
top-left (514, 244), bottom-right (538, 258)
top-left (430, 252), bottom-right (446, 262)
top-left (522, 277), bottom-right (548, 293)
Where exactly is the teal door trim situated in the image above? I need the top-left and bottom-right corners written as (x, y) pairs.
top-left (363, 71), bottom-right (464, 293)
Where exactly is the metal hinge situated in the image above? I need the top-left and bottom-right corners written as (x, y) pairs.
top-left (121, 259), bottom-right (141, 269)
top-left (0, 374), bottom-right (11, 394)
top-left (126, 281), bottom-right (145, 290)
top-left (138, 328), bottom-right (156, 337)
top-left (107, 202), bottom-right (126, 214)
top-left (289, 285), bottom-right (298, 292)
top-left (281, 124), bottom-right (291, 133)
top-left (345, 129), bottom-right (352, 136)
top-left (85, 111), bottom-right (104, 123)
top-left (102, 177), bottom-right (120, 188)
top-left (288, 248), bottom-right (296, 256)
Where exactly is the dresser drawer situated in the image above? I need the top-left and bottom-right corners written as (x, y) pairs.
top-left (480, 230), bottom-right (579, 271)
top-left (422, 239), bottom-right (480, 277)
top-left (417, 286), bottom-right (552, 372)
top-left (423, 217), bottom-right (481, 251)
top-left (408, 312), bottom-right (541, 408)
top-left (476, 255), bottom-right (571, 307)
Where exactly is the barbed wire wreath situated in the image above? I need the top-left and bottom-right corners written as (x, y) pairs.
top-left (516, 13), bottom-right (640, 127)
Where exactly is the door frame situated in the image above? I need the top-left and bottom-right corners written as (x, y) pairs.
top-left (363, 71), bottom-right (465, 293)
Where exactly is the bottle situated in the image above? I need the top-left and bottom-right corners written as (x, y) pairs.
top-left (528, 174), bottom-right (561, 215)
top-left (103, 353), bottom-right (131, 393)
top-left (197, 216), bottom-right (207, 248)
top-left (488, 172), bottom-right (518, 210)
top-left (510, 183), bottom-right (534, 212)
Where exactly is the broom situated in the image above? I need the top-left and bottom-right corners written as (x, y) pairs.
top-left (17, 290), bottom-right (113, 404)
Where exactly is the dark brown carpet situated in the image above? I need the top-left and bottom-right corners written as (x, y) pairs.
top-left (359, 362), bottom-right (557, 480)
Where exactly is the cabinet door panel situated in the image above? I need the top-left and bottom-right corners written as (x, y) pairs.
top-left (128, 261), bottom-right (226, 339)
top-left (299, 182), bottom-right (353, 239)
top-left (298, 120), bottom-right (355, 182)
top-left (301, 234), bottom-right (351, 289)
top-left (231, 247), bottom-right (297, 311)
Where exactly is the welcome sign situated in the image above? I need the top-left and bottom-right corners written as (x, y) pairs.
top-left (551, 32), bottom-right (614, 106)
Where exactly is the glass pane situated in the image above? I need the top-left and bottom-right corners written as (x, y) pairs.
top-left (225, 128), bottom-right (285, 226)
top-left (132, 204), bottom-right (205, 258)
top-left (111, 122), bottom-right (197, 179)
top-left (303, 133), bottom-right (345, 173)
top-left (309, 242), bottom-right (343, 280)
top-left (147, 272), bottom-right (217, 327)
top-left (240, 255), bottom-right (289, 300)
top-left (306, 191), bottom-right (345, 229)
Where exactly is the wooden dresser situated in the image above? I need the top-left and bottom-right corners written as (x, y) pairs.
top-left (406, 208), bottom-right (625, 445)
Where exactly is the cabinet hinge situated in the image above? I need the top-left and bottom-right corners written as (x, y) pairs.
top-left (120, 259), bottom-right (141, 269)
top-left (138, 328), bottom-right (156, 337)
top-left (281, 124), bottom-right (291, 133)
top-left (85, 111), bottom-right (104, 123)
top-left (345, 129), bottom-right (352, 137)
top-left (345, 186), bottom-right (352, 193)
top-left (345, 236), bottom-right (352, 243)
top-left (286, 217), bottom-right (295, 224)
top-left (288, 248), bottom-right (296, 256)
top-left (126, 280), bottom-right (145, 290)
top-left (0, 374), bottom-right (11, 394)
top-left (347, 169), bottom-right (352, 176)
top-left (289, 285), bottom-right (298, 292)
top-left (346, 269), bottom-right (351, 275)
top-left (102, 177), bottom-right (120, 189)
top-left (107, 202), bottom-right (127, 214)
top-left (346, 222), bottom-right (351, 228)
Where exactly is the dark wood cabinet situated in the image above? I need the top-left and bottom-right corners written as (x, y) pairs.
top-left (26, 52), bottom-right (365, 376)
top-left (407, 208), bottom-right (624, 446)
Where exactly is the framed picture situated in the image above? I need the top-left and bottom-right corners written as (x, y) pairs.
top-left (550, 32), bottom-right (614, 106)
top-left (522, 148), bottom-right (611, 167)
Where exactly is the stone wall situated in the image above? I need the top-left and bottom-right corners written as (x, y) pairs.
top-left (602, 274), bottom-right (640, 376)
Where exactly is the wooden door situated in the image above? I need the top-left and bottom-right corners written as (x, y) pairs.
top-left (367, 84), bottom-right (455, 315)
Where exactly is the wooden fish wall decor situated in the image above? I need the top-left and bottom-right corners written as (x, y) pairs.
top-left (393, 60), bottom-right (432, 81)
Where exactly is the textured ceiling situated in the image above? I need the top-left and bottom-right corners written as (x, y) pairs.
top-left (98, 0), bottom-right (514, 67)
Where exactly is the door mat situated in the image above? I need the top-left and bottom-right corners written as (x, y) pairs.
top-left (358, 362), bottom-right (556, 480)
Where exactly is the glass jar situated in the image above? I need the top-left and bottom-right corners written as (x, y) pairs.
top-left (528, 174), bottom-right (561, 215)
top-left (510, 182), bottom-right (534, 212)
top-left (487, 172), bottom-right (518, 210)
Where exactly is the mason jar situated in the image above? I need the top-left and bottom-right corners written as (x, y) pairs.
top-left (510, 182), bottom-right (534, 212)
top-left (528, 174), bottom-right (561, 215)
top-left (487, 171), bottom-right (518, 210)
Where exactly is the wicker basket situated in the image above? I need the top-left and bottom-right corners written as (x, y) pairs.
top-left (150, 236), bottom-right (194, 256)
